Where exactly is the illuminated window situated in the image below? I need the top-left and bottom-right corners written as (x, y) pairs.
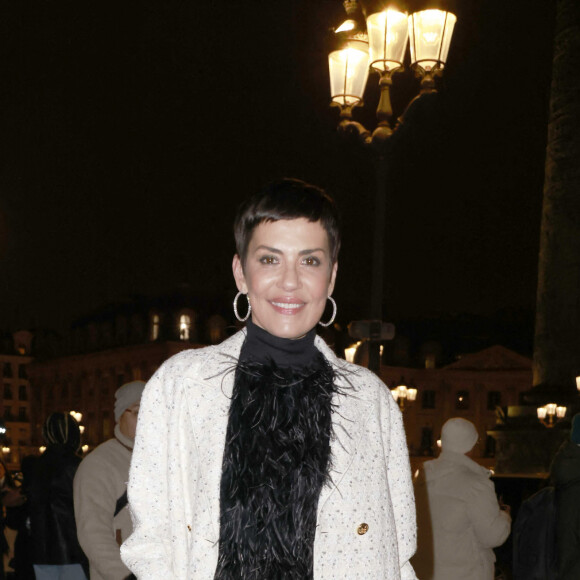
top-left (179, 315), bottom-right (191, 341)
top-left (151, 314), bottom-right (160, 341)
top-left (456, 390), bottom-right (470, 410)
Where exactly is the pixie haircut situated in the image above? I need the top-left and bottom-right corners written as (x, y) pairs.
top-left (234, 178), bottom-right (341, 267)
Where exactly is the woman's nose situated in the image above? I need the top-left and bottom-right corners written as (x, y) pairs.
top-left (278, 264), bottom-right (300, 290)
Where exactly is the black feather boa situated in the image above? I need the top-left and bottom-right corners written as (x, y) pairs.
top-left (214, 352), bottom-right (336, 579)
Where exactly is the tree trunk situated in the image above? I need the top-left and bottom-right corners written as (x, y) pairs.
top-left (533, 0), bottom-right (580, 390)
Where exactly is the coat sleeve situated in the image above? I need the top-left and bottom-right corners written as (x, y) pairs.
top-left (382, 385), bottom-right (418, 580)
top-left (466, 477), bottom-right (511, 548)
top-left (74, 453), bottom-right (132, 580)
top-left (120, 362), bottom-right (180, 579)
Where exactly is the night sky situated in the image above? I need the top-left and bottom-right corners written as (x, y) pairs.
top-left (0, 0), bottom-right (556, 337)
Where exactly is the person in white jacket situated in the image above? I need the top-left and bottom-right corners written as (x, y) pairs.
top-left (74, 380), bottom-right (145, 580)
top-left (121, 179), bottom-right (418, 579)
top-left (412, 418), bottom-right (511, 580)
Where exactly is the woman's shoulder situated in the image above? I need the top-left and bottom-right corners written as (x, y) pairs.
top-left (155, 330), bottom-right (246, 380)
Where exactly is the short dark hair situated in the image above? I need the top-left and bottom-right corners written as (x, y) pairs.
top-left (234, 178), bottom-right (341, 266)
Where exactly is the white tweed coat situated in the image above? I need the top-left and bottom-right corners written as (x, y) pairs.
top-left (121, 330), bottom-right (418, 579)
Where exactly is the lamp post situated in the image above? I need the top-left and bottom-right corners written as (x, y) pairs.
top-left (327, 0), bottom-right (456, 374)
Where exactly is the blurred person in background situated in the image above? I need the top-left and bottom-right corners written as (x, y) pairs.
top-left (412, 418), bottom-right (511, 580)
top-left (551, 412), bottom-right (580, 580)
top-left (0, 456), bottom-right (26, 580)
top-left (27, 412), bottom-right (88, 580)
top-left (5, 455), bottom-right (34, 580)
top-left (74, 380), bottom-right (145, 580)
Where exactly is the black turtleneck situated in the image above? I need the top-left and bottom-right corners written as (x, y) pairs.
top-left (238, 317), bottom-right (319, 368)
top-left (214, 319), bottom-right (336, 580)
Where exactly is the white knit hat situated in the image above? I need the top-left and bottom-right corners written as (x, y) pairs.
top-left (441, 418), bottom-right (479, 454)
top-left (114, 380), bottom-right (146, 422)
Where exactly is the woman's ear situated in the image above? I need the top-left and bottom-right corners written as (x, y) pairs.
top-left (327, 261), bottom-right (338, 296)
top-left (232, 255), bottom-right (248, 293)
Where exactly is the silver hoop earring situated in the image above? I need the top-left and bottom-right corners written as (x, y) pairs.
top-left (233, 291), bottom-right (251, 322)
top-left (318, 296), bottom-right (337, 327)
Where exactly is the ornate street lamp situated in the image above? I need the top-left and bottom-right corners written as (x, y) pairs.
top-left (537, 402), bottom-right (567, 428)
top-left (328, 0), bottom-right (457, 374)
top-left (391, 381), bottom-right (418, 411)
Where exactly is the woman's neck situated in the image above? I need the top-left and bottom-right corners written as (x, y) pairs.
top-left (239, 318), bottom-right (318, 367)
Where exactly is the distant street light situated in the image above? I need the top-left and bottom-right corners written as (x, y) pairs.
top-left (537, 402), bottom-right (567, 428)
top-left (70, 410), bottom-right (82, 423)
top-left (391, 382), bottom-right (418, 411)
top-left (327, 0), bottom-right (457, 374)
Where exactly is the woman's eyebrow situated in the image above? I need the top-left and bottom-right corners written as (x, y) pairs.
top-left (299, 248), bottom-right (326, 256)
top-left (254, 245), bottom-right (281, 254)
top-left (253, 245), bottom-right (327, 255)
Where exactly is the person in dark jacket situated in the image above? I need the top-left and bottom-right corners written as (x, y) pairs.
top-left (551, 413), bottom-right (580, 580)
top-left (26, 412), bottom-right (88, 580)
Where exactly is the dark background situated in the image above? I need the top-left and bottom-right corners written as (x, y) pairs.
top-left (0, 0), bottom-right (556, 348)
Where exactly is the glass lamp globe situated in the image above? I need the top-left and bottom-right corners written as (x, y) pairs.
top-left (409, 9), bottom-right (456, 72)
top-left (329, 40), bottom-right (370, 106)
top-left (367, 9), bottom-right (409, 73)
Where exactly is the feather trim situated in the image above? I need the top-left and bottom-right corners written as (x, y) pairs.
top-left (214, 352), bottom-right (336, 579)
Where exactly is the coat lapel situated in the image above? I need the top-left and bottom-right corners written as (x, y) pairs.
top-left (314, 338), bottom-right (373, 514)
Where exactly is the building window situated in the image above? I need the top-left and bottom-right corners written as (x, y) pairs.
top-left (179, 315), bottom-right (191, 341)
top-left (485, 435), bottom-right (496, 457)
top-left (3, 407), bottom-right (12, 421)
top-left (151, 314), bottom-right (160, 341)
top-left (421, 390), bottom-right (436, 409)
top-left (18, 386), bottom-right (27, 401)
top-left (4, 385), bottom-right (12, 399)
top-left (3, 363), bottom-right (12, 378)
top-left (456, 390), bottom-right (470, 410)
top-left (487, 391), bottom-right (502, 410)
top-left (18, 365), bottom-right (27, 379)
top-left (18, 407), bottom-right (27, 422)
top-left (419, 427), bottom-right (434, 456)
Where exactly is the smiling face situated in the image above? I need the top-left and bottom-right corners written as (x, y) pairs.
top-left (233, 218), bottom-right (338, 340)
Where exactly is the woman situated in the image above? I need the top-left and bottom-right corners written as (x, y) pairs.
top-left (26, 412), bottom-right (89, 580)
top-left (121, 178), bottom-right (417, 579)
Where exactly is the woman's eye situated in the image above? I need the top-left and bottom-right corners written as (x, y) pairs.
top-left (303, 256), bottom-right (320, 266)
top-left (260, 255), bottom-right (278, 265)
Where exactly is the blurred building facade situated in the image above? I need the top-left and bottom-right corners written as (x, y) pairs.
top-left (4, 296), bottom-right (536, 475)
top-left (378, 345), bottom-right (533, 473)
top-left (26, 292), bottom-right (230, 462)
top-left (0, 330), bottom-right (35, 468)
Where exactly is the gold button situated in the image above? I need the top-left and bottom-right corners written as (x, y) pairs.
top-left (357, 523), bottom-right (369, 535)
